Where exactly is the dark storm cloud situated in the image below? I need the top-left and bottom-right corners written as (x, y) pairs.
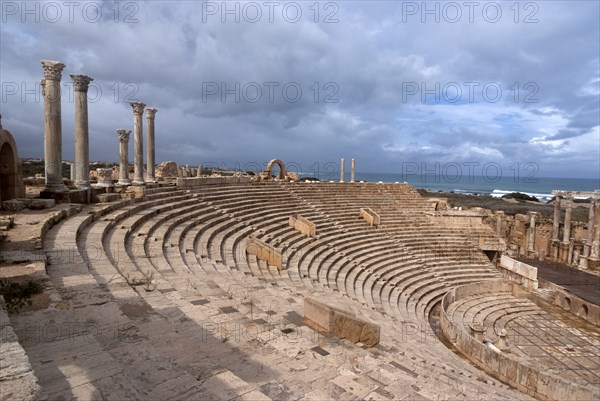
top-left (0, 0), bottom-right (598, 179)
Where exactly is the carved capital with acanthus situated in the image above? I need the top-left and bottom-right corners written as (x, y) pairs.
top-left (130, 101), bottom-right (146, 115)
top-left (70, 74), bottom-right (94, 92)
top-left (117, 129), bottom-right (131, 143)
top-left (145, 108), bottom-right (158, 119)
top-left (41, 60), bottom-right (66, 81)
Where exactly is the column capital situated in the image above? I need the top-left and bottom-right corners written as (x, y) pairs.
top-left (117, 129), bottom-right (131, 143)
top-left (70, 74), bottom-right (94, 92)
top-left (145, 108), bottom-right (158, 119)
top-left (41, 60), bottom-right (65, 81)
top-left (130, 101), bottom-right (146, 115)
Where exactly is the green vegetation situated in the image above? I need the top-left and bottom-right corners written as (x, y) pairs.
top-left (0, 279), bottom-right (43, 314)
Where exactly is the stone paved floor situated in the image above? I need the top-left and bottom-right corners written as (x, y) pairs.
top-left (518, 258), bottom-right (600, 304)
top-left (506, 303), bottom-right (600, 388)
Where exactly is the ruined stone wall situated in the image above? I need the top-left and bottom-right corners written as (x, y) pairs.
top-left (487, 214), bottom-right (589, 260)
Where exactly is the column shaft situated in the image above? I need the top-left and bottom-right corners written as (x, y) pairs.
top-left (118, 129), bottom-right (131, 185)
top-left (71, 75), bottom-right (93, 189)
top-left (591, 200), bottom-right (600, 260)
top-left (41, 60), bottom-right (67, 191)
top-left (527, 212), bottom-right (537, 252)
top-left (496, 211), bottom-right (504, 237)
top-left (552, 195), bottom-right (561, 241)
top-left (562, 196), bottom-right (573, 244)
top-left (146, 108), bottom-right (157, 183)
top-left (340, 158), bottom-right (345, 183)
top-left (351, 158), bottom-right (356, 183)
top-left (130, 102), bottom-right (146, 184)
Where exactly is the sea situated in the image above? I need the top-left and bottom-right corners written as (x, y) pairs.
top-left (301, 172), bottom-right (600, 202)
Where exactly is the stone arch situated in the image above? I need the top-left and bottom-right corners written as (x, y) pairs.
top-left (0, 127), bottom-right (25, 202)
top-left (265, 159), bottom-right (286, 180)
top-left (562, 296), bottom-right (571, 311)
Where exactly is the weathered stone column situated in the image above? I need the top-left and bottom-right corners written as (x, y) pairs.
top-left (567, 238), bottom-right (575, 265)
top-left (117, 129), bottom-right (131, 185)
top-left (70, 74), bottom-right (93, 189)
top-left (495, 211), bottom-right (504, 237)
top-left (351, 158), bottom-right (356, 183)
top-left (527, 211), bottom-right (537, 253)
top-left (580, 200), bottom-right (596, 268)
top-left (69, 162), bottom-right (76, 181)
top-left (130, 102), bottom-right (146, 184)
top-left (340, 158), bottom-right (345, 183)
top-left (145, 108), bottom-right (157, 183)
top-left (41, 60), bottom-right (67, 191)
top-left (562, 196), bottom-right (573, 244)
top-left (591, 199), bottom-right (600, 261)
top-left (552, 195), bottom-right (561, 241)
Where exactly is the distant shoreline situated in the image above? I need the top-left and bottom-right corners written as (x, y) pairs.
top-left (417, 188), bottom-right (591, 223)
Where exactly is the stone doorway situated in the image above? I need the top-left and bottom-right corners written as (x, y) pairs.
top-left (0, 128), bottom-right (25, 202)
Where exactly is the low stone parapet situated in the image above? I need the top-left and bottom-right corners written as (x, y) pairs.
top-left (537, 279), bottom-right (599, 326)
top-left (303, 297), bottom-right (380, 347)
top-left (359, 208), bottom-right (380, 227)
top-left (177, 176), bottom-right (252, 189)
top-left (246, 237), bottom-right (282, 269)
top-left (288, 215), bottom-right (316, 237)
top-left (498, 255), bottom-right (538, 290)
top-left (0, 296), bottom-right (45, 401)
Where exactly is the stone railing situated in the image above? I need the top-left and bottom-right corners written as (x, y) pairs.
top-left (359, 208), bottom-right (380, 227)
top-left (303, 297), bottom-right (379, 347)
top-left (288, 215), bottom-right (316, 237)
top-left (498, 255), bottom-right (538, 290)
top-left (537, 279), bottom-right (599, 326)
top-left (246, 237), bottom-right (282, 269)
top-left (440, 280), bottom-right (597, 401)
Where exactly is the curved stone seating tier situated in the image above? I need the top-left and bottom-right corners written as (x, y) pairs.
top-left (441, 281), bottom-right (600, 400)
top-left (22, 181), bottom-right (546, 401)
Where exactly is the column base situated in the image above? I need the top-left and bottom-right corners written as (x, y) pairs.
top-left (118, 179), bottom-right (132, 186)
top-left (75, 181), bottom-right (91, 190)
top-left (587, 258), bottom-right (600, 269)
top-left (132, 179), bottom-right (146, 185)
top-left (43, 184), bottom-right (68, 192)
top-left (559, 242), bottom-right (570, 263)
top-left (93, 183), bottom-right (115, 189)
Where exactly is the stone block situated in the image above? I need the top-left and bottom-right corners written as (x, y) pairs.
top-left (246, 237), bottom-right (282, 269)
top-left (29, 198), bottom-right (55, 209)
top-left (303, 297), bottom-right (334, 333)
top-left (359, 208), bottom-right (380, 227)
top-left (2, 199), bottom-right (24, 212)
top-left (289, 215), bottom-right (316, 236)
top-left (304, 297), bottom-right (380, 347)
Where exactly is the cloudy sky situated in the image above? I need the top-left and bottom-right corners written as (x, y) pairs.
top-left (1, 0), bottom-right (599, 179)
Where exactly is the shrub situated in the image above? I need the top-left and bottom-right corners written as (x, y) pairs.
top-left (0, 279), bottom-right (43, 314)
